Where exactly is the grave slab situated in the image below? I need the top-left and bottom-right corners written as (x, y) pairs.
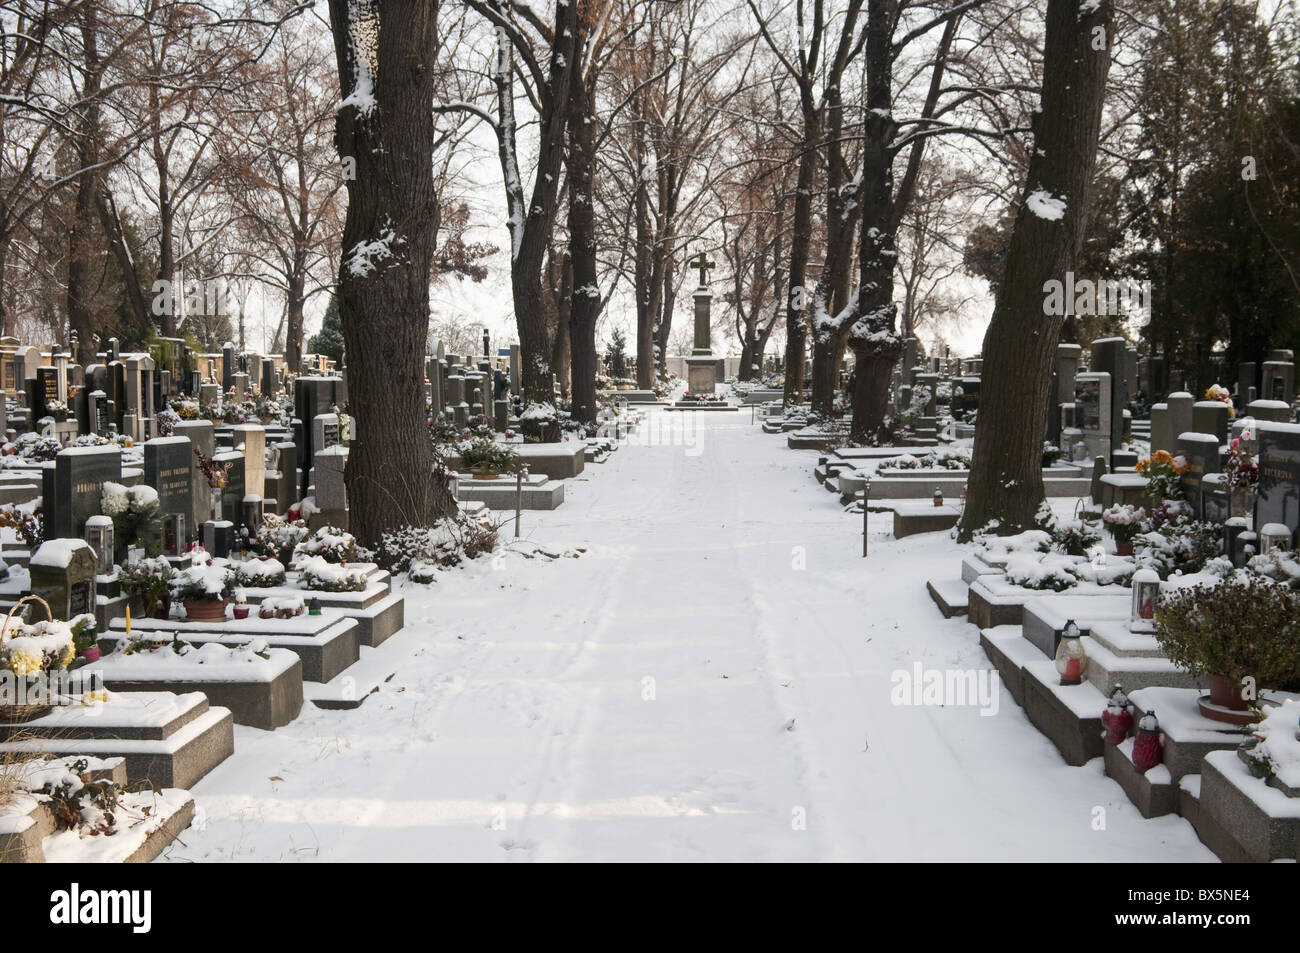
top-left (107, 613), bottom-right (360, 683)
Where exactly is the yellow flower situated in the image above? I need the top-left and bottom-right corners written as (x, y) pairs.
top-left (60, 644), bottom-right (75, 668)
top-left (6, 649), bottom-right (42, 677)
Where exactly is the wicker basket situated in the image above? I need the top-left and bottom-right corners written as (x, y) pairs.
top-left (0, 594), bottom-right (56, 724)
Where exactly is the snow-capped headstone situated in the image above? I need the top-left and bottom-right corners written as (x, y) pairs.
top-left (1192, 401), bottom-right (1230, 446)
top-left (29, 538), bottom-right (96, 622)
top-left (1176, 432), bottom-right (1221, 516)
top-left (222, 343), bottom-right (235, 393)
top-left (1089, 338), bottom-right (1127, 463)
top-left (231, 424), bottom-right (266, 501)
top-left (42, 445), bottom-right (121, 540)
top-left (144, 436), bottom-right (194, 546)
top-left (216, 450), bottom-right (245, 524)
top-left (1261, 358), bottom-right (1295, 406)
top-left (1255, 422), bottom-right (1300, 546)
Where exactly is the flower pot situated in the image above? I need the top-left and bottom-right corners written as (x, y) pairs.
top-left (78, 646), bottom-right (100, 664)
top-left (210, 487), bottom-right (223, 521)
top-left (472, 471), bottom-right (500, 481)
top-left (1196, 673), bottom-right (1257, 725)
top-left (183, 599), bottom-right (228, 622)
top-left (233, 605), bottom-right (250, 620)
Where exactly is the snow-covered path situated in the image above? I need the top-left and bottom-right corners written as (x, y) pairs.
top-left (168, 409), bottom-right (1214, 862)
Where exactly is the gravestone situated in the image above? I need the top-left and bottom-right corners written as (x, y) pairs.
top-left (35, 366), bottom-right (58, 417)
top-left (312, 414), bottom-right (340, 452)
top-left (87, 364), bottom-right (106, 395)
top-left (494, 399), bottom-right (509, 433)
top-left (230, 424), bottom-right (266, 501)
top-left (1247, 399), bottom-right (1292, 424)
top-left (73, 387), bottom-right (89, 435)
top-left (508, 345), bottom-right (520, 395)
top-left (1261, 359), bottom-right (1295, 406)
top-left (1166, 391), bottom-right (1195, 443)
top-left (1090, 338), bottom-right (1128, 459)
top-left (42, 446), bottom-right (121, 540)
top-left (88, 391), bottom-right (109, 436)
top-left (1149, 403), bottom-right (1171, 455)
top-left (29, 539), bottom-right (97, 623)
top-left (143, 436), bottom-right (194, 545)
top-left (222, 343), bottom-right (235, 393)
top-left (314, 447), bottom-right (348, 516)
top-left (262, 358), bottom-right (275, 396)
top-left (1177, 432), bottom-right (1222, 517)
top-left (1255, 422), bottom-right (1300, 547)
top-left (1073, 372), bottom-right (1112, 462)
top-left (216, 450), bottom-right (245, 524)
top-left (1047, 343), bottom-right (1081, 444)
top-left (173, 420), bottom-right (215, 531)
top-left (268, 440), bottom-right (298, 515)
top-left (1238, 362), bottom-right (1258, 407)
top-left (1192, 401), bottom-right (1230, 446)
top-left (294, 376), bottom-right (340, 499)
top-left (202, 520), bottom-right (234, 560)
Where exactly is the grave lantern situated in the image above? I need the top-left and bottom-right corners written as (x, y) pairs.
top-left (933, 488), bottom-right (943, 507)
top-left (1131, 710), bottom-right (1163, 773)
top-left (1129, 568), bottom-right (1159, 632)
top-left (163, 513), bottom-right (186, 557)
top-left (1258, 523), bottom-right (1293, 556)
top-left (1054, 620), bottom-right (1087, 686)
top-left (84, 515), bottom-right (114, 576)
top-left (1101, 683), bottom-right (1133, 744)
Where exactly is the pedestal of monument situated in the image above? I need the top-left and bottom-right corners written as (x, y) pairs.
top-left (685, 287), bottom-right (716, 394)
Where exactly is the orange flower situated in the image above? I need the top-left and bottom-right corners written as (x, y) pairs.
top-left (1135, 459), bottom-right (1148, 474)
top-left (1153, 450), bottom-right (1172, 465)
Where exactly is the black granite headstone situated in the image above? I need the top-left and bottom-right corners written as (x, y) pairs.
top-left (217, 450), bottom-right (245, 523)
top-left (144, 437), bottom-right (194, 536)
top-left (43, 446), bottom-right (121, 540)
top-left (1255, 425), bottom-right (1300, 545)
top-left (35, 367), bottom-right (57, 416)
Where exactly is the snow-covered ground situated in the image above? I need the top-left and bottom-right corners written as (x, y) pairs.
top-left (164, 408), bottom-right (1214, 862)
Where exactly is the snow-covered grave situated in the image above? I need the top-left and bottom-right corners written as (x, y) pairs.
top-left (107, 612), bottom-right (361, 684)
top-left (0, 691), bottom-right (233, 789)
top-left (0, 755), bottom-right (195, 863)
top-left (79, 639), bottom-right (304, 731)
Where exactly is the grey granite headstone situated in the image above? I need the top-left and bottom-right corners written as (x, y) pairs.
top-left (1255, 423), bottom-right (1300, 546)
top-left (43, 446), bottom-right (121, 540)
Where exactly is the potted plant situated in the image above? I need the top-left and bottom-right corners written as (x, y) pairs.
top-left (293, 526), bottom-right (358, 564)
top-left (459, 436), bottom-right (519, 480)
top-left (1222, 435), bottom-right (1259, 518)
top-left (120, 557), bottom-right (175, 619)
top-left (1102, 504), bottom-right (1147, 556)
top-left (1155, 578), bottom-right (1300, 724)
top-left (47, 399), bottom-right (70, 422)
top-left (170, 560), bottom-right (233, 622)
top-left (1135, 450), bottom-right (1189, 506)
top-left (0, 595), bottom-right (74, 722)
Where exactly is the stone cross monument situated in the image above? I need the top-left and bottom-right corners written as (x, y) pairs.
top-left (685, 251), bottom-right (717, 395)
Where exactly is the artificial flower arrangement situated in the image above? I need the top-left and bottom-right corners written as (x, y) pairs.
top-left (249, 515), bottom-right (308, 565)
top-left (293, 526), bottom-right (358, 564)
top-left (1135, 449), bottom-right (1188, 504)
top-left (232, 557), bottom-right (287, 588)
top-left (120, 556), bottom-right (175, 617)
top-left (194, 446), bottom-right (232, 489)
top-left (458, 436), bottom-right (520, 476)
top-left (1204, 383), bottom-right (1236, 419)
top-left (45, 399), bottom-right (70, 421)
top-left (294, 554), bottom-right (367, 592)
top-left (258, 596), bottom-right (305, 620)
top-left (101, 481), bottom-right (162, 561)
top-left (1222, 436), bottom-right (1260, 493)
top-left (1102, 503), bottom-right (1148, 551)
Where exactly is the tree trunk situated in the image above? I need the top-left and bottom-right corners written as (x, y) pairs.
top-left (328, 0), bottom-right (453, 545)
top-left (566, 50), bottom-right (598, 426)
top-left (783, 112), bottom-right (819, 407)
top-left (68, 8), bottom-right (102, 366)
top-left (959, 0), bottom-right (1113, 540)
top-left (550, 251), bottom-right (572, 398)
top-left (286, 259), bottom-right (306, 374)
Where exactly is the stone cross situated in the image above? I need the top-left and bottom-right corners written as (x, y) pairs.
top-left (691, 252), bottom-right (715, 288)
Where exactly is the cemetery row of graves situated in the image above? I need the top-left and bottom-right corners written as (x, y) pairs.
top-left (749, 336), bottom-right (1300, 862)
top-left (0, 332), bottom-right (640, 862)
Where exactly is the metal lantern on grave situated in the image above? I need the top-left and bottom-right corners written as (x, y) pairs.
top-left (242, 494), bottom-right (264, 535)
top-left (933, 488), bottom-right (944, 507)
top-left (84, 515), bottom-right (114, 576)
top-left (1129, 567), bottom-right (1160, 633)
top-left (1054, 620), bottom-right (1088, 686)
top-left (1258, 523), bottom-right (1293, 556)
